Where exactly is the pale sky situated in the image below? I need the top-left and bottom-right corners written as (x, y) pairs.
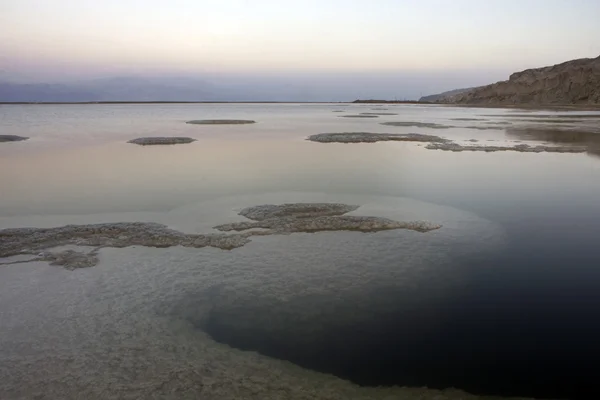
top-left (1, 0), bottom-right (600, 84)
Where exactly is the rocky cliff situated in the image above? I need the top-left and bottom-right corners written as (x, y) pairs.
top-left (432, 56), bottom-right (600, 105)
top-left (418, 87), bottom-right (478, 102)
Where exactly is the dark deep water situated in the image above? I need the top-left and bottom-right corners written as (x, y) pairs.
top-left (205, 193), bottom-right (600, 400)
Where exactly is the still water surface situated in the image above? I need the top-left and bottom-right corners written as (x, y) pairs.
top-left (1, 103), bottom-right (599, 399)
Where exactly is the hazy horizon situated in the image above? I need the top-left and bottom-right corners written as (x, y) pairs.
top-left (2, 0), bottom-right (600, 100)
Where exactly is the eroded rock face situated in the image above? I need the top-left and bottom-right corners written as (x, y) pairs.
top-left (307, 132), bottom-right (448, 144)
top-left (186, 119), bottom-right (256, 124)
top-left (0, 135), bottom-right (28, 142)
top-left (0, 203), bottom-right (441, 269)
top-left (439, 56), bottom-right (600, 105)
top-left (419, 87), bottom-right (479, 102)
top-left (127, 137), bottom-right (196, 145)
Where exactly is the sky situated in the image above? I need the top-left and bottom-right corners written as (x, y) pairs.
top-left (1, 0), bottom-right (600, 97)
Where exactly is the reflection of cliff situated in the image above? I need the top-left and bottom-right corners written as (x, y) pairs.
top-left (505, 127), bottom-right (600, 158)
top-left (587, 144), bottom-right (600, 158)
top-left (506, 127), bottom-right (600, 144)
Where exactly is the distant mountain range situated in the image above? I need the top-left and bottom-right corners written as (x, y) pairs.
top-left (420, 55), bottom-right (600, 105)
top-left (0, 73), bottom-right (497, 103)
top-left (0, 77), bottom-right (240, 102)
top-left (0, 75), bottom-right (395, 103)
top-left (14, 59), bottom-right (598, 105)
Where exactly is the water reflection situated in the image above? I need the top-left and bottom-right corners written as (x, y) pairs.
top-left (2, 104), bottom-right (600, 399)
top-left (505, 127), bottom-right (600, 158)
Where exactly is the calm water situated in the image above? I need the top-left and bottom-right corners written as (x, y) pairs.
top-left (1, 103), bottom-right (600, 399)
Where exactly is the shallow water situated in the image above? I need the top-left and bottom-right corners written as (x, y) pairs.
top-left (1, 103), bottom-right (600, 399)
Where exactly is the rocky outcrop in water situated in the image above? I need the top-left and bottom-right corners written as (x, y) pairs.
top-left (236, 203), bottom-right (359, 220)
top-left (381, 122), bottom-right (503, 130)
top-left (352, 100), bottom-right (422, 104)
top-left (339, 115), bottom-right (379, 118)
top-left (0, 135), bottom-right (28, 142)
top-left (360, 112), bottom-right (399, 116)
top-left (433, 56), bottom-right (600, 105)
top-left (425, 142), bottom-right (587, 153)
top-left (215, 215), bottom-right (439, 234)
top-left (307, 132), bottom-right (448, 144)
top-left (186, 119), bottom-right (256, 124)
top-left (306, 132), bottom-right (588, 154)
top-left (381, 121), bottom-right (453, 129)
top-left (0, 203), bottom-right (441, 269)
top-left (0, 222), bottom-right (252, 257)
top-left (215, 202), bottom-right (441, 234)
top-left (128, 137), bottom-right (196, 145)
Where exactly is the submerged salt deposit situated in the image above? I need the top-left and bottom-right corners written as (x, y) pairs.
top-left (0, 202), bottom-right (441, 269)
top-left (0, 192), bottom-right (511, 399)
